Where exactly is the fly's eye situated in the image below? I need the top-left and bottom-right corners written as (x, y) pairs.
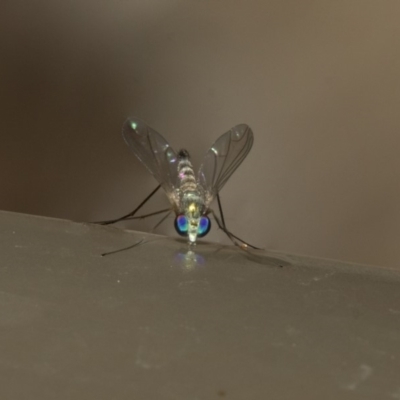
top-left (197, 216), bottom-right (211, 237)
top-left (174, 215), bottom-right (188, 236)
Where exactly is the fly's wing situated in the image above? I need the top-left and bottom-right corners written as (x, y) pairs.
top-left (198, 124), bottom-right (253, 207)
top-left (122, 117), bottom-right (179, 205)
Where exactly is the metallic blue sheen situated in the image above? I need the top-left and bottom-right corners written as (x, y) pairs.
top-left (174, 215), bottom-right (188, 236)
top-left (198, 216), bottom-right (211, 237)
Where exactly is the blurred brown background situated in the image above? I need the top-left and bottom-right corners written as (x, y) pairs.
top-left (1, 0), bottom-right (399, 268)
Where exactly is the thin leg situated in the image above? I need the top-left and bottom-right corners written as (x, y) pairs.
top-left (125, 208), bottom-right (171, 221)
top-left (213, 194), bottom-right (261, 250)
top-left (95, 184), bottom-right (161, 225)
top-left (212, 210), bottom-right (260, 249)
top-left (151, 211), bottom-right (172, 232)
top-left (103, 210), bottom-right (171, 257)
top-left (101, 238), bottom-right (145, 257)
top-left (217, 194), bottom-right (227, 229)
top-left (211, 210), bottom-right (241, 247)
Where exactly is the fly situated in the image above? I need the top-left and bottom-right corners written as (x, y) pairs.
top-left (99, 117), bottom-right (259, 250)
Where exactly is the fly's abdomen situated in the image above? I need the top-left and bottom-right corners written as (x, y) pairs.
top-left (178, 149), bottom-right (197, 192)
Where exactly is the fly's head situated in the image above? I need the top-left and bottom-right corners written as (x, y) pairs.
top-left (174, 198), bottom-right (211, 244)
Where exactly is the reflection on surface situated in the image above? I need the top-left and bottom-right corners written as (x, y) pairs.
top-left (167, 237), bottom-right (292, 269)
top-left (172, 240), bottom-right (292, 270)
top-left (240, 247), bottom-right (292, 268)
top-left (174, 249), bottom-right (205, 270)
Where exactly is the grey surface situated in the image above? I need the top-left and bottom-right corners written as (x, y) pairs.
top-left (0, 210), bottom-right (399, 399)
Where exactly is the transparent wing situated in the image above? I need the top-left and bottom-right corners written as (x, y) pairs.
top-left (122, 117), bottom-right (179, 200)
top-left (198, 124), bottom-right (254, 207)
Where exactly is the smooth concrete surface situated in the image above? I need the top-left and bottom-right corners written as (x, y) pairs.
top-left (0, 210), bottom-right (399, 399)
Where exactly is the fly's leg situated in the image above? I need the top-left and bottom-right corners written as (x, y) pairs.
top-left (125, 208), bottom-right (171, 221)
top-left (95, 184), bottom-right (161, 225)
top-left (97, 184), bottom-right (170, 257)
top-left (151, 211), bottom-right (172, 232)
top-left (211, 209), bottom-right (260, 250)
top-left (213, 194), bottom-right (261, 250)
top-left (101, 238), bottom-right (145, 257)
top-left (101, 210), bottom-right (172, 256)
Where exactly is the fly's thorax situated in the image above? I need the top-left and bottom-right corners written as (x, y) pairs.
top-left (180, 190), bottom-right (206, 243)
top-left (177, 148), bottom-right (197, 192)
top-left (180, 190), bottom-right (206, 217)
top-left (176, 149), bottom-right (208, 243)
